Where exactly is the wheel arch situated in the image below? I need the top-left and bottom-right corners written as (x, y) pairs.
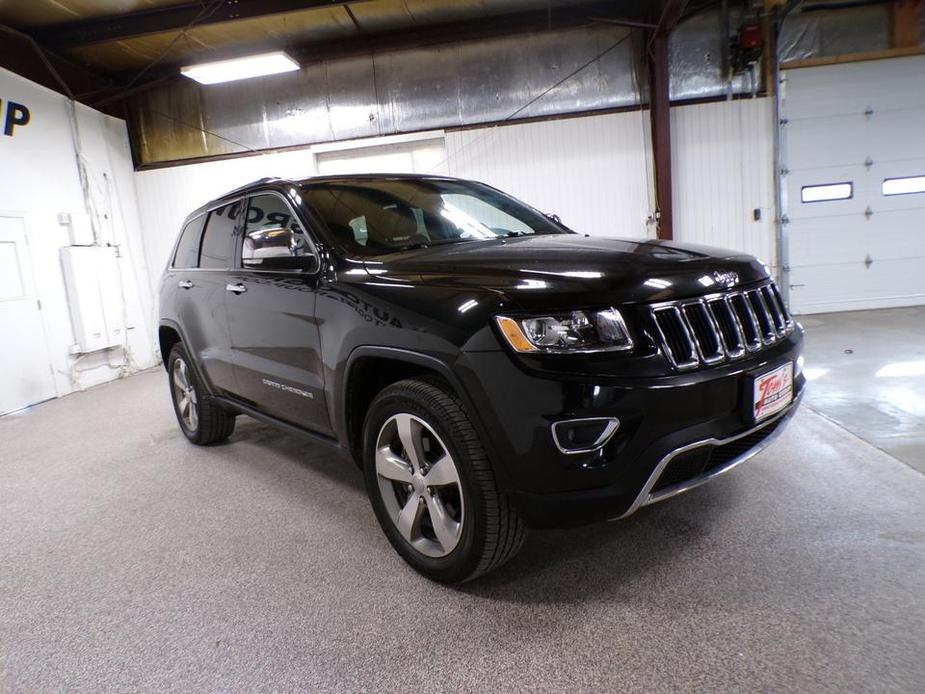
top-left (158, 323), bottom-right (182, 368)
top-left (157, 319), bottom-right (216, 397)
top-left (341, 347), bottom-right (500, 476)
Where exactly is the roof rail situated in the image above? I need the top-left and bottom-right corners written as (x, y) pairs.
top-left (221, 176), bottom-right (297, 199)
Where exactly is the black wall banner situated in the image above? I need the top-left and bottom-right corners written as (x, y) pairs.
top-left (1, 99), bottom-right (31, 136)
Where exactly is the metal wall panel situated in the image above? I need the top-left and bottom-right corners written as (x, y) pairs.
top-left (670, 97), bottom-right (777, 269)
top-left (669, 7), bottom-right (754, 100)
top-left (445, 111), bottom-right (655, 241)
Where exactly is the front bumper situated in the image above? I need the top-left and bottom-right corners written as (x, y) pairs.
top-left (457, 330), bottom-right (805, 528)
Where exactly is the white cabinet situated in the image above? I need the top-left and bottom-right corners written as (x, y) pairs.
top-left (60, 246), bottom-right (125, 353)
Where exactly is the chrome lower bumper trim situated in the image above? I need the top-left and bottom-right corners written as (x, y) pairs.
top-left (551, 416), bottom-right (621, 455)
top-left (616, 389), bottom-right (804, 520)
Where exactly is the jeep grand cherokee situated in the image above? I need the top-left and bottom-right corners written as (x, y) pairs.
top-left (158, 175), bottom-right (804, 583)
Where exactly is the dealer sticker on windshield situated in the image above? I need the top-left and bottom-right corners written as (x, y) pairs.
top-left (753, 362), bottom-right (794, 422)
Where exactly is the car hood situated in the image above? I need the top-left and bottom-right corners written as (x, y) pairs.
top-left (358, 234), bottom-right (769, 309)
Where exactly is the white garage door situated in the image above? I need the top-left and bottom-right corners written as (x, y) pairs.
top-left (781, 55), bottom-right (925, 314)
top-left (315, 136), bottom-right (447, 176)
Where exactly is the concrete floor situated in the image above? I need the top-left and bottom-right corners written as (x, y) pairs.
top-left (2, 370), bottom-right (924, 692)
top-left (800, 306), bottom-right (925, 473)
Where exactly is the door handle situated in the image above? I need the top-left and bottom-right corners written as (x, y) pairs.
top-left (178, 280), bottom-right (193, 289)
top-left (226, 283), bottom-right (247, 294)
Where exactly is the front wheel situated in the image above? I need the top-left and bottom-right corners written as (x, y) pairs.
top-left (363, 377), bottom-right (526, 583)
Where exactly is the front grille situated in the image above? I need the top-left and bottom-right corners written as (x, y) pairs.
top-left (651, 416), bottom-right (786, 493)
top-left (651, 281), bottom-right (794, 370)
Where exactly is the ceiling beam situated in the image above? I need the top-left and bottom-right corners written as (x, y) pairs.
top-left (0, 23), bottom-right (119, 112)
top-left (251, 1), bottom-right (652, 67)
top-left (29, 0), bottom-right (379, 48)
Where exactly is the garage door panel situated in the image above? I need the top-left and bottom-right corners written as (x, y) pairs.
top-left (790, 258), bottom-right (925, 314)
top-left (783, 56), bottom-right (925, 120)
top-left (786, 110), bottom-right (925, 170)
top-left (785, 165), bottom-right (867, 219)
top-left (864, 109), bottom-right (925, 161)
top-left (787, 218), bottom-right (865, 267)
top-left (784, 115), bottom-right (868, 171)
top-left (870, 160), bottom-right (925, 213)
top-left (865, 210), bottom-right (925, 260)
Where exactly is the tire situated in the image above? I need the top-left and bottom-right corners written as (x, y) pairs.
top-left (167, 343), bottom-right (236, 445)
top-left (363, 376), bottom-right (526, 583)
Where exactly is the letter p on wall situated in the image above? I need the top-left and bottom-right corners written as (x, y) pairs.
top-left (1, 100), bottom-right (31, 136)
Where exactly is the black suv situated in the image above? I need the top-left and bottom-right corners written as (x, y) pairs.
top-left (159, 175), bottom-right (804, 582)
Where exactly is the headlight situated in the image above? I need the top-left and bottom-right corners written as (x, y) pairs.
top-left (495, 309), bottom-right (633, 354)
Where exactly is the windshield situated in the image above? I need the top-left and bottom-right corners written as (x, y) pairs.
top-left (302, 178), bottom-right (568, 256)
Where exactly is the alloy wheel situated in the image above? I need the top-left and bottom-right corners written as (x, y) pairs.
top-left (375, 413), bottom-right (465, 558)
top-left (172, 358), bottom-right (199, 431)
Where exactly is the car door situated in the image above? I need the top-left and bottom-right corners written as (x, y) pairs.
top-left (225, 191), bottom-right (332, 435)
top-left (171, 201), bottom-right (242, 395)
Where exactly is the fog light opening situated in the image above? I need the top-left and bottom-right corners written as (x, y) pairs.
top-left (551, 417), bottom-right (620, 455)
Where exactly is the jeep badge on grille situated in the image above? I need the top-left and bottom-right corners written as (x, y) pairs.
top-left (712, 270), bottom-right (739, 287)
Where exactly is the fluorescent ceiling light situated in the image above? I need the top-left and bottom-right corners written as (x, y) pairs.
top-left (181, 51), bottom-right (299, 85)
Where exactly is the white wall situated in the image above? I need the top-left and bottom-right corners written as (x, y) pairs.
top-left (0, 67), bottom-right (156, 397)
top-left (446, 112), bottom-right (656, 240)
top-left (671, 97), bottom-right (777, 270)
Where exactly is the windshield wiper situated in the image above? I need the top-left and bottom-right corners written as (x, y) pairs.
top-left (392, 237), bottom-right (481, 252)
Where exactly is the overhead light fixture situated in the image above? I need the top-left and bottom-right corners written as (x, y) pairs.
top-left (180, 51), bottom-right (299, 85)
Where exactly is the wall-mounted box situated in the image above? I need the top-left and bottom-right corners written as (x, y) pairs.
top-left (58, 213), bottom-right (95, 246)
top-left (60, 246), bottom-right (125, 354)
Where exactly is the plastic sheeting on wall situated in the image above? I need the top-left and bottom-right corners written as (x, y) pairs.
top-left (779, 3), bottom-right (891, 63)
top-left (130, 9), bottom-right (761, 165)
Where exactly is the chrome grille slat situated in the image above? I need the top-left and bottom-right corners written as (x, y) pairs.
top-left (707, 297), bottom-right (746, 359)
top-left (747, 289), bottom-right (776, 344)
top-left (651, 281), bottom-right (794, 370)
top-left (682, 301), bottom-right (724, 363)
top-left (730, 293), bottom-right (762, 351)
top-left (770, 283), bottom-right (793, 330)
top-left (652, 306), bottom-right (699, 370)
top-left (761, 284), bottom-right (788, 335)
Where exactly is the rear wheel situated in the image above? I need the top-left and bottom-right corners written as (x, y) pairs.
top-left (363, 377), bottom-right (526, 583)
top-left (167, 343), bottom-right (235, 445)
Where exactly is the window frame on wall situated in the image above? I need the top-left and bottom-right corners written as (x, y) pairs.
top-left (882, 175), bottom-right (925, 197)
top-left (800, 182), bottom-right (854, 204)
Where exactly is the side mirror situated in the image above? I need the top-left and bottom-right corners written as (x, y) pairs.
top-left (242, 225), bottom-right (321, 273)
top-left (244, 254), bottom-right (320, 273)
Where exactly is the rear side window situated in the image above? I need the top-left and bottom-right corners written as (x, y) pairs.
top-left (199, 201), bottom-right (241, 269)
top-left (173, 216), bottom-right (205, 268)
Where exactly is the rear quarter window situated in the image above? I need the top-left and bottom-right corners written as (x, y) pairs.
top-left (172, 216), bottom-right (205, 269)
